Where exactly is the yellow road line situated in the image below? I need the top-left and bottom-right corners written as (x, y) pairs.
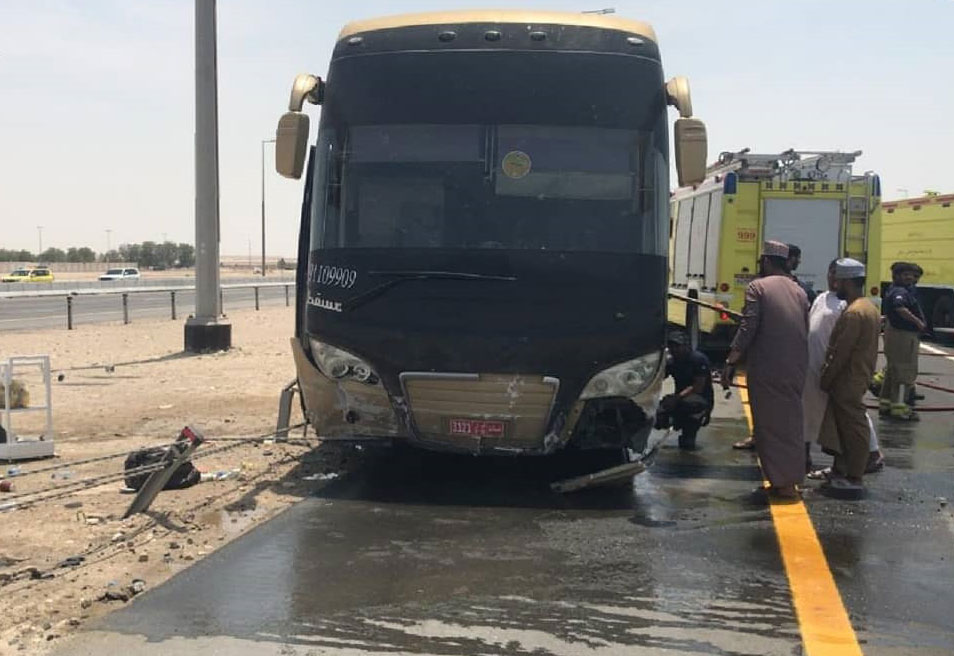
top-left (737, 374), bottom-right (864, 656)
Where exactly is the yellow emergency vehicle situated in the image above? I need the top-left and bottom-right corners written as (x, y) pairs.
top-left (667, 149), bottom-right (882, 349)
top-left (882, 192), bottom-right (954, 334)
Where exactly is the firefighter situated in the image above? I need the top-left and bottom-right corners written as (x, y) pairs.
top-left (656, 331), bottom-right (714, 450)
top-left (879, 261), bottom-right (926, 421)
top-left (787, 244), bottom-right (817, 305)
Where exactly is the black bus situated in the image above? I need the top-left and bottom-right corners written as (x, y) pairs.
top-left (275, 10), bottom-right (706, 459)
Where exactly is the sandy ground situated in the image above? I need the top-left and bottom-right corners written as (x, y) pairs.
top-left (0, 307), bottom-right (341, 654)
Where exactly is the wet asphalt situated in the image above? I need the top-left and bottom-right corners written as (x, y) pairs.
top-left (55, 346), bottom-right (954, 655)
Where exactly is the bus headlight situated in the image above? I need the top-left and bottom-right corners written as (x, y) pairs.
top-left (308, 339), bottom-right (380, 385)
top-left (580, 352), bottom-right (662, 400)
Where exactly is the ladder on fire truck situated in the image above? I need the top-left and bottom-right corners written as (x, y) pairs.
top-left (707, 148), bottom-right (862, 182)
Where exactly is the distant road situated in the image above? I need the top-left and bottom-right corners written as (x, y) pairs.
top-left (0, 284), bottom-right (293, 332)
top-left (0, 274), bottom-right (293, 295)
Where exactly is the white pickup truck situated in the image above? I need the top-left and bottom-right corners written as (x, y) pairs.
top-left (99, 267), bottom-right (141, 281)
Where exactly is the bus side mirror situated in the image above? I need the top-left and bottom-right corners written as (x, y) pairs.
top-left (666, 77), bottom-right (693, 119)
top-left (275, 112), bottom-right (309, 179)
top-left (674, 118), bottom-right (707, 187)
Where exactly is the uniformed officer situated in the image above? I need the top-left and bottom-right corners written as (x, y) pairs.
top-left (787, 244), bottom-right (817, 305)
top-left (879, 261), bottom-right (926, 421)
top-left (656, 331), bottom-right (714, 450)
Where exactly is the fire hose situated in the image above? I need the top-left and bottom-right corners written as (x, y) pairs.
top-left (713, 376), bottom-right (954, 412)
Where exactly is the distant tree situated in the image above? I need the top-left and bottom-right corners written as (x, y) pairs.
top-left (66, 247), bottom-right (95, 263)
top-left (76, 247), bottom-right (96, 263)
top-left (39, 247), bottom-right (66, 263)
top-left (100, 250), bottom-right (122, 263)
top-left (138, 241), bottom-right (158, 268)
top-left (0, 249), bottom-right (35, 262)
top-left (118, 243), bottom-right (141, 265)
top-left (157, 241), bottom-right (178, 268)
top-left (176, 243), bottom-right (195, 268)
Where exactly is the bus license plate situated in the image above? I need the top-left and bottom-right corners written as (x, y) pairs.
top-left (448, 419), bottom-right (506, 438)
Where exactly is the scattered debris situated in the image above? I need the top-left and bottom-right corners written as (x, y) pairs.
top-left (200, 469), bottom-right (240, 482)
top-left (98, 579), bottom-right (145, 603)
top-left (0, 555), bottom-right (26, 567)
top-left (551, 460), bottom-right (647, 494)
top-left (58, 556), bottom-right (85, 569)
top-left (301, 472), bottom-right (338, 482)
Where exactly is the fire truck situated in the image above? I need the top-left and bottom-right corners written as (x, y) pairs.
top-left (882, 192), bottom-right (954, 335)
top-left (667, 148), bottom-right (883, 349)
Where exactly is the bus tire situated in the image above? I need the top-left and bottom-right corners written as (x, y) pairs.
top-left (932, 295), bottom-right (954, 331)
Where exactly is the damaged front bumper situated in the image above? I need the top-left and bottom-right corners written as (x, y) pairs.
top-left (291, 338), bottom-right (664, 456)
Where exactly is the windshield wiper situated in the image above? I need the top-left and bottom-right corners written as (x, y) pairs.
top-left (341, 270), bottom-right (517, 311)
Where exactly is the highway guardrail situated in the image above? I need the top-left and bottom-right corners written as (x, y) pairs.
top-left (0, 282), bottom-right (296, 329)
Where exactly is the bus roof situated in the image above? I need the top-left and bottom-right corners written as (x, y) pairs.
top-left (339, 10), bottom-right (657, 43)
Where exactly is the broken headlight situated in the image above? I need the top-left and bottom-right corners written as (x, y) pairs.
top-left (580, 351), bottom-right (662, 400)
top-left (308, 338), bottom-right (379, 385)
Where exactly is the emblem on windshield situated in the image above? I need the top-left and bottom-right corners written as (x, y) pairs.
top-left (501, 150), bottom-right (532, 179)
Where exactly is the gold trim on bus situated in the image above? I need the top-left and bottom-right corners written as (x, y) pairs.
top-left (339, 10), bottom-right (657, 43)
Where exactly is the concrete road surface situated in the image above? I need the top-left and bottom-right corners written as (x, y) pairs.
top-left (0, 285), bottom-right (292, 332)
top-left (54, 344), bottom-right (954, 655)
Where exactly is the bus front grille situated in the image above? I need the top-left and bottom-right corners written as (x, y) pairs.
top-left (401, 373), bottom-right (559, 451)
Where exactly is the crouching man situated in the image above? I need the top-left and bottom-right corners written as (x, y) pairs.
top-left (656, 331), bottom-right (715, 450)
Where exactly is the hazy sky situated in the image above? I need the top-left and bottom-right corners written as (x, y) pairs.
top-left (2, 0), bottom-right (952, 257)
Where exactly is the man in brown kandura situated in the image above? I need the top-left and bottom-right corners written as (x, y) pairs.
top-left (816, 258), bottom-right (881, 497)
top-left (723, 241), bottom-right (809, 501)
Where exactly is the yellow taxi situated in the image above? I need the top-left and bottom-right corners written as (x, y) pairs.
top-left (2, 268), bottom-right (33, 283)
top-left (26, 268), bottom-right (55, 283)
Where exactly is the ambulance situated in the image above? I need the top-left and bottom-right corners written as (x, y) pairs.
top-left (667, 149), bottom-right (882, 349)
top-left (881, 192), bottom-right (954, 334)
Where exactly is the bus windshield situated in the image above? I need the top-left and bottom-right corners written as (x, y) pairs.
top-left (313, 123), bottom-right (661, 253)
top-left (310, 49), bottom-right (667, 255)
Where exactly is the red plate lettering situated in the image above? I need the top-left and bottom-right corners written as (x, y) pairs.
top-left (448, 419), bottom-right (506, 438)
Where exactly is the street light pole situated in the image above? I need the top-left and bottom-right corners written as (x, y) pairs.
top-left (185, 0), bottom-right (231, 352)
top-left (261, 138), bottom-right (275, 277)
top-left (105, 229), bottom-right (112, 264)
top-left (37, 226), bottom-right (43, 260)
